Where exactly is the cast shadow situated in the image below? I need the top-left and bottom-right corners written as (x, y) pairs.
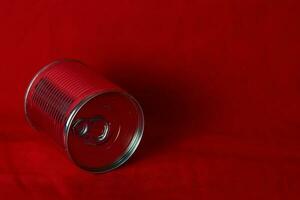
top-left (99, 62), bottom-right (217, 163)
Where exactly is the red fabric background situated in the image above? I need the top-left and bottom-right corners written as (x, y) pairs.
top-left (0, 0), bottom-right (300, 199)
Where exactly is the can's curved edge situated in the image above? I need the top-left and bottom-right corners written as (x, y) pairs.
top-left (64, 90), bottom-right (145, 173)
top-left (24, 59), bottom-right (83, 129)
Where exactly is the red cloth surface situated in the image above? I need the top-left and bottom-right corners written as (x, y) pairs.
top-left (0, 0), bottom-right (300, 199)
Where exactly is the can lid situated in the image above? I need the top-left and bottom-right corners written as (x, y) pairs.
top-left (64, 91), bottom-right (144, 173)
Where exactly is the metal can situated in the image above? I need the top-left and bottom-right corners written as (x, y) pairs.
top-left (24, 60), bottom-right (144, 173)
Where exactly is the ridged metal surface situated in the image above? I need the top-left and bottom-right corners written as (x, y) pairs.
top-left (25, 60), bottom-right (144, 173)
top-left (32, 78), bottom-right (74, 128)
top-left (25, 61), bottom-right (107, 143)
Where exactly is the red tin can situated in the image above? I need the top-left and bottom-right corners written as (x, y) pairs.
top-left (24, 60), bottom-right (144, 172)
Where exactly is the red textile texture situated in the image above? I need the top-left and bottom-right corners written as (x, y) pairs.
top-left (0, 0), bottom-right (300, 199)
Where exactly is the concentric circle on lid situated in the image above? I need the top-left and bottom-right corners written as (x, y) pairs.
top-left (64, 91), bottom-right (144, 173)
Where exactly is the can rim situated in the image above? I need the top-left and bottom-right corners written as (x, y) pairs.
top-left (64, 90), bottom-right (144, 173)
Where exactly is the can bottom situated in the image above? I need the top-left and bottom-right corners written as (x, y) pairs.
top-left (64, 91), bottom-right (144, 173)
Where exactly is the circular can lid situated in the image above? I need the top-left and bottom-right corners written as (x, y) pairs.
top-left (64, 91), bottom-right (144, 173)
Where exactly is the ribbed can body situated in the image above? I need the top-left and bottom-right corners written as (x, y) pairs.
top-left (25, 60), bottom-right (144, 172)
